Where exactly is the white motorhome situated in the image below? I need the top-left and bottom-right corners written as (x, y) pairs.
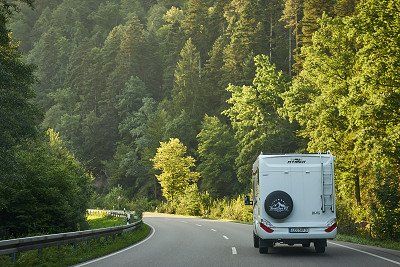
top-left (245, 153), bottom-right (337, 254)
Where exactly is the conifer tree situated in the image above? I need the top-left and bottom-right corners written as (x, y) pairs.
top-left (171, 38), bottom-right (203, 119)
top-left (182, 0), bottom-right (212, 63)
top-left (222, 0), bottom-right (267, 86)
top-left (197, 116), bottom-right (239, 197)
top-left (0, 2), bottom-right (39, 170)
top-left (224, 55), bottom-right (299, 187)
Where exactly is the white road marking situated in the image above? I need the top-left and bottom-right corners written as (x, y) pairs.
top-left (211, 229), bottom-right (217, 232)
top-left (329, 241), bottom-right (400, 266)
top-left (196, 224), bottom-right (202, 227)
top-left (232, 247), bottom-right (237, 255)
top-left (180, 221), bottom-right (188, 223)
top-left (223, 235), bottom-right (229, 240)
top-left (75, 223), bottom-right (156, 266)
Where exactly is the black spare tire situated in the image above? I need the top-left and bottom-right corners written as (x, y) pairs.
top-left (264, 190), bottom-right (293, 220)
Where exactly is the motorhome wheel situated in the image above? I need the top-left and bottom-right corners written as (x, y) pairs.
top-left (264, 190), bottom-right (293, 219)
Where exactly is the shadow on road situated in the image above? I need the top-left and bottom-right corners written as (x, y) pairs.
top-left (265, 246), bottom-right (326, 256)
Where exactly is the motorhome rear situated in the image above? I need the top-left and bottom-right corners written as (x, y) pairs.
top-left (247, 153), bottom-right (337, 254)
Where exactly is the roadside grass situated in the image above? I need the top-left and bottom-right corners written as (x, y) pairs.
top-left (87, 214), bottom-right (126, 229)
top-left (336, 234), bottom-right (400, 251)
top-left (0, 216), bottom-right (151, 267)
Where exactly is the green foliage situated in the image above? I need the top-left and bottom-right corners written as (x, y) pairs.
top-left (8, 0), bottom-right (299, 203)
top-left (0, 130), bottom-right (92, 239)
top-left (152, 138), bottom-right (200, 201)
top-left (155, 5), bottom-right (185, 95)
top-left (197, 115), bottom-right (239, 197)
top-left (6, 0), bottom-right (399, 244)
top-left (172, 38), bottom-right (202, 115)
top-left (157, 193), bottom-right (252, 222)
top-left (283, 0), bottom-right (400, 239)
top-left (181, 0), bottom-right (212, 62)
top-left (224, 55), bottom-right (300, 187)
top-left (0, 0), bottom-right (34, 15)
top-left (336, 233), bottom-right (400, 251)
top-left (370, 163), bottom-right (400, 240)
top-left (208, 195), bottom-right (253, 223)
top-left (103, 185), bottom-right (130, 211)
top-left (175, 184), bottom-right (202, 216)
top-left (0, 7), bottom-right (39, 168)
top-left (164, 38), bottom-right (206, 149)
top-left (88, 187), bottom-right (158, 218)
top-left (222, 0), bottom-right (266, 85)
top-left (87, 215), bottom-right (126, 229)
top-left (301, 0), bottom-right (335, 47)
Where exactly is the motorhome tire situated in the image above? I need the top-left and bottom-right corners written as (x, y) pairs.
top-left (259, 246), bottom-right (268, 254)
top-left (253, 232), bottom-right (259, 248)
top-left (264, 191), bottom-right (293, 219)
top-left (314, 241), bottom-right (326, 253)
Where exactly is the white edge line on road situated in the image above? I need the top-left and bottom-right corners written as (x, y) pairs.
top-left (223, 235), bottom-right (229, 240)
top-left (181, 221), bottom-right (188, 223)
top-left (211, 229), bottom-right (217, 232)
top-left (196, 224), bottom-right (202, 227)
top-left (232, 247), bottom-right (237, 255)
top-left (74, 223), bottom-right (156, 267)
top-left (328, 241), bottom-right (400, 266)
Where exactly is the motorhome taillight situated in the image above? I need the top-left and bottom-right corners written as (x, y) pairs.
top-left (325, 222), bottom-right (337, 232)
top-left (260, 222), bottom-right (274, 233)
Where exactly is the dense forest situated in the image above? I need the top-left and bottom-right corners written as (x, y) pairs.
top-left (1, 0), bottom-right (399, 240)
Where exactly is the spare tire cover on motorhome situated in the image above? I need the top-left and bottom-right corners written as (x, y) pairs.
top-left (264, 191), bottom-right (293, 219)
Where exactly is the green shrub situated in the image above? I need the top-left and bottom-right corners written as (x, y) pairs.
top-left (370, 167), bottom-right (400, 240)
top-left (126, 197), bottom-right (159, 218)
top-left (175, 184), bottom-right (202, 216)
top-left (336, 201), bottom-right (357, 235)
top-left (217, 195), bottom-right (252, 222)
top-left (0, 130), bottom-right (92, 239)
top-left (157, 201), bottom-right (177, 214)
top-left (89, 188), bottom-right (159, 218)
top-left (156, 193), bottom-right (252, 222)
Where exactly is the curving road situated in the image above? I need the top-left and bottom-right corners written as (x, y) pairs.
top-left (76, 213), bottom-right (400, 267)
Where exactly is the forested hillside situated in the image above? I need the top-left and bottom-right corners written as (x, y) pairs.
top-left (3, 0), bottom-right (399, 240)
top-left (0, 0), bottom-right (92, 239)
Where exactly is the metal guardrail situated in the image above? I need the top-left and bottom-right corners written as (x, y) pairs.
top-left (0, 209), bottom-right (142, 261)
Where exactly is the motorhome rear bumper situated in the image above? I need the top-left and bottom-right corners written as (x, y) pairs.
top-left (257, 225), bottom-right (337, 240)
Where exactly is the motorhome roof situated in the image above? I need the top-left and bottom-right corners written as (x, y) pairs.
top-left (258, 153), bottom-right (332, 158)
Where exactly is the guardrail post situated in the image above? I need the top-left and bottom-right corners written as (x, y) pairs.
top-left (11, 252), bottom-right (17, 263)
top-left (38, 247), bottom-right (43, 258)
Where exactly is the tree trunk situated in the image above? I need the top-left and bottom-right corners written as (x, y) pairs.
top-left (354, 176), bottom-right (361, 205)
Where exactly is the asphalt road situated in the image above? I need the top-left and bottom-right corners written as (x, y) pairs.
top-left (77, 213), bottom-right (400, 267)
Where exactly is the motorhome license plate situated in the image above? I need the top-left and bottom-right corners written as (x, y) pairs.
top-left (289, 227), bottom-right (309, 233)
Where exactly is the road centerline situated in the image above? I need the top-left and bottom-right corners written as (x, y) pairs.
top-left (196, 223), bottom-right (202, 227)
top-left (232, 247), bottom-right (237, 255)
top-left (223, 235), bottom-right (229, 240)
top-left (211, 229), bottom-right (217, 232)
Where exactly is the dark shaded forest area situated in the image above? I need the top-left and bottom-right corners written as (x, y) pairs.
top-left (1, 0), bottom-right (399, 240)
